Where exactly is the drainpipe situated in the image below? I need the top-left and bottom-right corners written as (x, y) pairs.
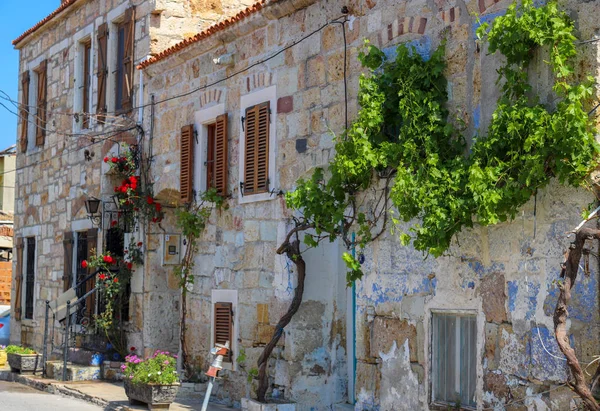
top-left (350, 232), bottom-right (357, 404)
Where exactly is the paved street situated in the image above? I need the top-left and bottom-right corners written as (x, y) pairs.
top-left (0, 381), bottom-right (102, 410)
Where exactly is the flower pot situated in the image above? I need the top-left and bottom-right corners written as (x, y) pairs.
top-left (7, 352), bottom-right (41, 374)
top-left (0, 350), bottom-right (6, 367)
top-left (124, 379), bottom-right (180, 410)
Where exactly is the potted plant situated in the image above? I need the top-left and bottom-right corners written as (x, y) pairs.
top-left (122, 350), bottom-right (180, 409)
top-left (6, 345), bottom-right (41, 374)
top-left (0, 345), bottom-right (6, 367)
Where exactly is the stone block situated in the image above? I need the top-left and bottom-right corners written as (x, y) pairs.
top-left (480, 273), bottom-right (507, 323)
top-left (244, 220), bottom-right (260, 242)
top-left (260, 221), bottom-right (278, 242)
top-left (257, 323), bottom-right (275, 345)
top-left (306, 56), bottom-right (325, 88)
top-left (277, 96), bottom-right (293, 114)
top-left (370, 317), bottom-right (417, 363)
top-left (257, 303), bottom-right (269, 324)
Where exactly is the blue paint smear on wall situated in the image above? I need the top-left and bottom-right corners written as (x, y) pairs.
top-left (543, 266), bottom-right (598, 323)
top-left (357, 271), bottom-right (437, 308)
top-left (466, 260), bottom-right (505, 278)
top-left (528, 327), bottom-right (569, 382)
top-left (382, 36), bottom-right (432, 62)
top-left (507, 281), bottom-right (518, 312)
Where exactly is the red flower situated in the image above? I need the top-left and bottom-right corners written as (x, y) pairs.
top-left (129, 176), bottom-right (137, 184)
top-left (155, 203), bottom-right (162, 212)
top-left (120, 186), bottom-right (128, 193)
top-left (103, 255), bottom-right (114, 264)
top-left (134, 207), bottom-right (140, 212)
top-left (81, 260), bottom-right (88, 269)
top-left (146, 196), bottom-right (154, 205)
top-left (111, 220), bottom-right (118, 227)
top-left (130, 346), bottom-right (136, 351)
top-left (137, 242), bottom-right (143, 247)
top-left (98, 273), bottom-right (107, 280)
top-left (103, 157), bottom-right (109, 163)
top-left (113, 278), bottom-right (119, 283)
top-left (111, 157), bottom-right (118, 163)
top-left (126, 262), bottom-right (133, 270)
top-left (151, 217), bottom-right (158, 223)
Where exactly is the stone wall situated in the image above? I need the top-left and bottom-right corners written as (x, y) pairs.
top-left (11, 0), bottom-right (252, 354)
top-left (142, 0), bottom-right (600, 409)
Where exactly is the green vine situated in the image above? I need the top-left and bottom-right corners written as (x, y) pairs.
top-left (286, 0), bottom-right (599, 280)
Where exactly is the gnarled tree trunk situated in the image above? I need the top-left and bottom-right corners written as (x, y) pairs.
top-left (555, 226), bottom-right (600, 410)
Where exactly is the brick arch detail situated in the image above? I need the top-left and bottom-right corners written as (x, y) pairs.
top-left (71, 194), bottom-right (87, 220)
top-left (101, 131), bottom-right (137, 159)
top-left (24, 205), bottom-right (40, 226)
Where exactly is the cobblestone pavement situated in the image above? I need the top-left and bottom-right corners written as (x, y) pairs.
top-left (0, 380), bottom-right (103, 410)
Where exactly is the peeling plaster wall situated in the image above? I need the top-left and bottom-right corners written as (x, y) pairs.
top-left (141, 0), bottom-right (600, 409)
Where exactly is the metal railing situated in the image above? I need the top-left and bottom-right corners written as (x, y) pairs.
top-left (42, 269), bottom-right (104, 380)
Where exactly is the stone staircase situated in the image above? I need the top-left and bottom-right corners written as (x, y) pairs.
top-left (44, 348), bottom-right (104, 382)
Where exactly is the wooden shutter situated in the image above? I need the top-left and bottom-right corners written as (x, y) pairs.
top-left (244, 102), bottom-right (270, 195)
top-left (121, 7), bottom-right (135, 112)
top-left (180, 124), bottom-right (194, 203)
top-left (35, 59), bottom-right (47, 146)
top-left (20, 71), bottom-right (30, 152)
top-left (63, 232), bottom-right (74, 292)
top-left (14, 238), bottom-right (24, 321)
top-left (214, 114), bottom-right (228, 196)
top-left (85, 228), bottom-right (98, 319)
top-left (214, 302), bottom-right (233, 362)
top-left (96, 23), bottom-right (108, 122)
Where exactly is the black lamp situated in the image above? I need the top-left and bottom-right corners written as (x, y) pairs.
top-left (85, 197), bottom-right (102, 226)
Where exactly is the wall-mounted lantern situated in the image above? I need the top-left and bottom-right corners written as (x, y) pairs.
top-left (85, 197), bottom-right (102, 227)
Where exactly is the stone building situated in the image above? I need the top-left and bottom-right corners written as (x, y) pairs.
top-left (137, 0), bottom-right (600, 409)
top-left (10, 0), bottom-right (252, 353)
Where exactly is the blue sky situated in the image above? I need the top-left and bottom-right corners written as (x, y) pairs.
top-left (0, 2), bottom-right (57, 150)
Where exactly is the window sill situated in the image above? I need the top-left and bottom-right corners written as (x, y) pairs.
top-left (238, 191), bottom-right (276, 205)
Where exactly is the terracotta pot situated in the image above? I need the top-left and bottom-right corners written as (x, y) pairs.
top-left (123, 379), bottom-right (180, 410)
top-left (7, 352), bottom-right (41, 374)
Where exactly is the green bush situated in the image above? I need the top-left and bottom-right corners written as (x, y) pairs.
top-left (5, 345), bottom-right (36, 354)
top-left (123, 350), bottom-right (179, 385)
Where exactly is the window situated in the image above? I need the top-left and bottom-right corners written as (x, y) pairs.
top-left (24, 237), bottom-right (36, 320)
top-left (96, 22), bottom-right (108, 121)
top-left (431, 312), bottom-right (477, 408)
top-left (81, 41), bottom-right (92, 128)
top-left (34, 60), bottom-right (47, 146)
top-left (239, 85), bottom-right (276, 203)
top-left (19, 71), bottom-right (30, 152)
top-left (112, 7), bottom-right (135, 113)
top-left (192, 105), bottom-right (229, 199)
top-left (211, 289), bottom-right (237, 369)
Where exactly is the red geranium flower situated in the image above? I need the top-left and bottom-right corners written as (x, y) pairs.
top-left (98, 273), bottom-right (107, 280)
top-left (111, 157), bottom-right (118, 163)
top-left (137, 242), bottom-right (143, 247)
top-left (103, 255), bottom-right (114, 264)
top-left (130, 346), bottom-right (136, 351)
top-left (113, 278), bottom-right (119, 283)
top-left (103, 157), bottom-right (109, 163)
top-left (111, 220), bottom-right (118, 227)
top-left (81, 260), bottom-right (88, 269)
top-left (146, 196), bottom-right (154, 205)
top-left (126, 262), bottom-right (133, 270)
top-left (151, 217), bottom-right (158, 223)
top-left (155, 203), bottom-right (162, 212)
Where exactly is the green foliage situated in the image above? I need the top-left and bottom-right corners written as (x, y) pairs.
top-left (123, 351), bottom-right (179, 385)
top-left (5, 345), bottom-right (36, 354)
top-left (286, 0), bottom-right (598, 281)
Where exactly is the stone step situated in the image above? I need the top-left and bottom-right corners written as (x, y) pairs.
top-left (45, 361), bottom-right (101, 382)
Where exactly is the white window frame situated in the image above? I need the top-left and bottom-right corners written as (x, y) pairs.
top-left (24, 54), bottom-right (45, 151)
top-left (430, 309), bottom-right (478, 410)
top-left (194, 103), bottom-right (225, 195)
top-left (20, 225), bottom-right (40, 323)
top-left (71, 219), bottom-right (94, 287)
top-left (210, 289), bottom-right (238, 371)
top-left (106, 3), bottom-right (129, 115)
top-left (238, 85), bottom-right (277, 204)
top-left (73, 24), bottom-right (95, 131)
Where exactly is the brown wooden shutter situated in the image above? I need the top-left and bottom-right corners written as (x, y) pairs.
top-left (35, 59), bottom-right (47, 146)
top-left (214, 114), bottom-right (228, 196)
top-left (20, 71), bottom-right (30, 152)
top-left (244, 102), bottom-right (270, 195)
top-left (122, 7), bottom-right (135, 112)
top-left (85, 228), bottom-right (98, 319)
top-left (63, 232), bottom-right (74, 292)
top-left (180, 124), bottom-right (194, 203)
top-left (96, 23), bottom-right (109, 122)
top-left (214, 302), bottom-right (233, 362)
top-left (14, 238), bottom-right (24, 321)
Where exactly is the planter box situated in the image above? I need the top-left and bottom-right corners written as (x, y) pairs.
top-left (124, 379), bottom-right (180, 410)
top-left (241, 398), bottom-right (296, 411)
top-left (0, 350), bottom-right (6, 367)
top-left (7, 352), bottom-right (41, 374)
